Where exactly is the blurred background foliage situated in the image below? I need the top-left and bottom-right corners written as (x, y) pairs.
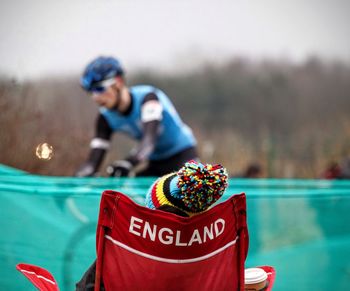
top-left (1, 56), bottom-right (350, 178)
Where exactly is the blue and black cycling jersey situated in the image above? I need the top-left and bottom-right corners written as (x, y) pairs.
top-left (99, 85), bottom-right (197, 161)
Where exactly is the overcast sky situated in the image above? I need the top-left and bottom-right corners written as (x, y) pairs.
top-left (1, 0), bottom-right (349, 79)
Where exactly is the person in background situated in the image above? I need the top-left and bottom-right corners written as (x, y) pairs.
top-left (76, 160), bottom-right (228, 290)
top-left (321, 161), bottom-right (342, 179)
top-left (242, 163), bottom-right (263, 178)
top-left (322, 157), bottom-right (350, 179)
top-left (75, 56), bottom-right (198, 177)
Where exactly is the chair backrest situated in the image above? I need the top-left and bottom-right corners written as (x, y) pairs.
top-left (95, 190), bottom-right (249, 291)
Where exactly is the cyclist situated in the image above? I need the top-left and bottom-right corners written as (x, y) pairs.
top-left (75, 56), bottom-right (198, 177)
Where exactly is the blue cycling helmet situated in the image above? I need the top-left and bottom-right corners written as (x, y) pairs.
top-left (81, 56), bottom-right (124, 92)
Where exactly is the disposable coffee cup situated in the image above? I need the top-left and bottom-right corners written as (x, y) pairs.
top-left (244, 268), bottom-right (268, 291)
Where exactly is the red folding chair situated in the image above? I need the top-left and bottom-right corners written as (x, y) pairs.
top-left (95, 190), bottom-right (250, 291)
top-left (17, 190), bottom-right (276, 290)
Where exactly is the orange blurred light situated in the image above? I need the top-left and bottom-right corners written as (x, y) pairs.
top-left (35, 143), bottom-right (54, 160)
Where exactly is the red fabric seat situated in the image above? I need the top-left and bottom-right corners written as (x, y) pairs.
top-left (95, 190), bottom-right (249, 291)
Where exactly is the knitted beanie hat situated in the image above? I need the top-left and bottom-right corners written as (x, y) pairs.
top-left (145, 160), bottom-right (228, 216)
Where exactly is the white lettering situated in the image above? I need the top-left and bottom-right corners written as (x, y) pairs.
top-left (175, 230), bottom-right (187, 246)
top-left (188, 229), bottom-right (203, 246)
top-left (158, 228), bottom-right (173, 244)
top-left (143, 221), bottom-right (157, 241)
top-left (128, 216), bottom-right (226, 246)
top-left (129, 216), bottom-right (143, 236)
top-left (203, 223), bottom-right (214, 243)
top-left (214, 219), bottom-right (225, 237)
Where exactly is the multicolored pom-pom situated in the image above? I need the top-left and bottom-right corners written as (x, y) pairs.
top-left (177, 160), bottom-right (228, 213)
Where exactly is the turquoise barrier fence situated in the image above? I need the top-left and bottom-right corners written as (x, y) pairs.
top-left (1, 164), bottom-right (349, 290)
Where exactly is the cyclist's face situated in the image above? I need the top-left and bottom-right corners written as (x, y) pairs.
top-left (92, 86), bottom-right (119, 109)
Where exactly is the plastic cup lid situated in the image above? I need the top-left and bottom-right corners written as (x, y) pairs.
top-left (245, 268), bottom-right (268, 284)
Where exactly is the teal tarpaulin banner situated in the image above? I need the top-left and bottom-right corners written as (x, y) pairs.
top-left (1, 164), bottom-right (349, 290)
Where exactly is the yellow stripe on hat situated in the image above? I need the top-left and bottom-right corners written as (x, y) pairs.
top-left (155, 173), bottom-right (175, 208)
top-left (154, 173), bottom-right (197, 217)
